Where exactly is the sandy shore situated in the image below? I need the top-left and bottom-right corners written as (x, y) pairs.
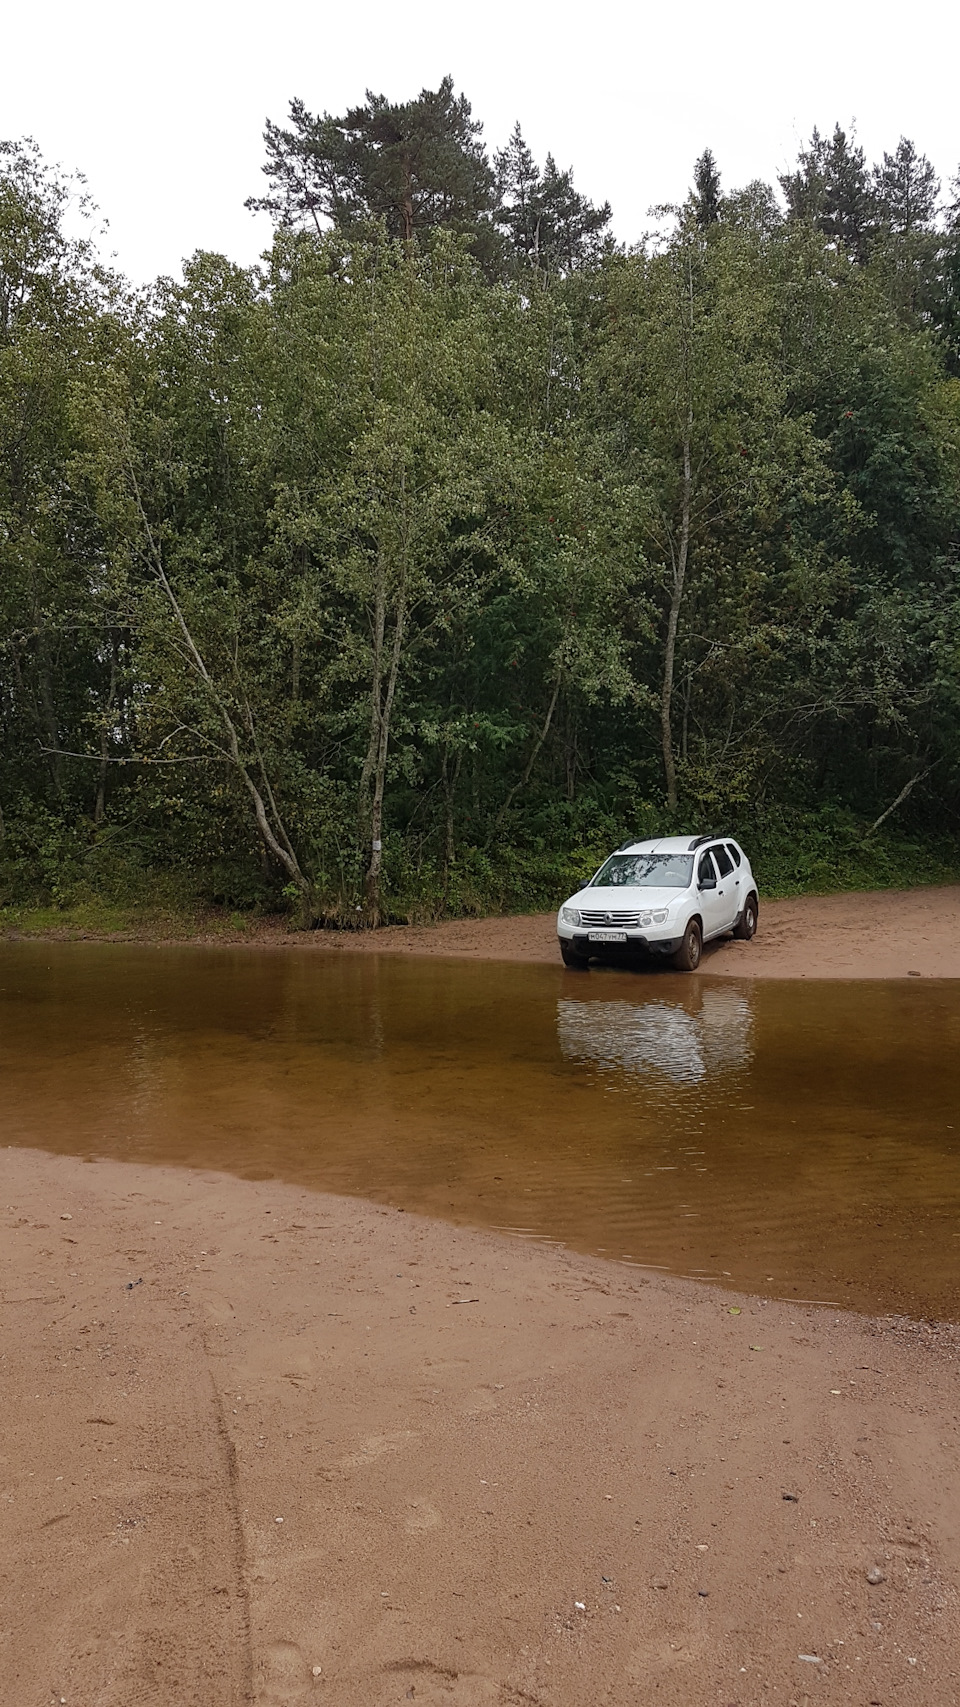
top-left (3, 1147), bottom-right (959, 1706)
top-left (304, 884), bottom-right (960, 979)
top-left (9, 883), bottom-right (959, 978)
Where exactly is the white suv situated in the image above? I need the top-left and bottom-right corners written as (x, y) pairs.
top-left (557, 836), bottom-right (759, 971)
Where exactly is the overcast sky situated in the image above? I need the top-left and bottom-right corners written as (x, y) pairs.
top-left (6, 0), bottom-right (959, 283)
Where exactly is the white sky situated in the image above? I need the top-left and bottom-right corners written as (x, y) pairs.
top-left (6, 0), bottom-right (959, 283)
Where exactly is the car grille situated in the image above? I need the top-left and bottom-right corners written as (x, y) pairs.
top-left (578, 909), bottom-right (644, 928)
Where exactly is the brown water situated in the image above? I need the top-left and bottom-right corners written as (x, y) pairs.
top-left (2, 941), bottom-right (959, 1318)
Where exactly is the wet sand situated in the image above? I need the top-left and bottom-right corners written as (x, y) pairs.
top-left (3, 1146), bottom-right (960, 1706)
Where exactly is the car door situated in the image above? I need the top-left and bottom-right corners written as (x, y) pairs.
top-left (695, 851), bottom-right (728, 938)
top-left (708, 843), bottom-right (740, 930)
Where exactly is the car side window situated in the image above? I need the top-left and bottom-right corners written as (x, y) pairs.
top-left (727, 843), bottom-right (741, 867)
top-left (711, 844), bottom-right (734, 878)
top-left (697, 852), bottom-right (716, 885)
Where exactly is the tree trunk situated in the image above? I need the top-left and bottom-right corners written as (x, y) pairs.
top-left (441, 745), bottom-right (462, 897)
top-left (865, 769), bottom-right (929, 838)
top-left (681, 666), bottom-right (692, 765)
top-left (129, 466), bottom-right (312, 909)
top-left (564, 696), bottom-right (578, 801)
top-left (400, 157), bottom-right (415, 244)
top-left (94, 642), bottom-right (118, 825)
top-left (36, 631), bottom-right (63, 796)
top-left (491, 669), bottom-right (562, 844)
top-left (358, 571), bottom-right (386, 857)
top-left (363, 583), bottom-right (406, 927)
top-left (660, 423), bottom-right (692, 813)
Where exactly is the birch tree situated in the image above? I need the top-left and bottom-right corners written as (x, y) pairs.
top-left (264, 231), bottom-right (547, 922)
top-left (589, 216), bottom-right (867, 814)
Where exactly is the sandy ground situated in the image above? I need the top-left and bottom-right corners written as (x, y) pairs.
top-left (7, 884), bottom-right (960, 978)
top-left (3, 1147), bottom-right (959, 1707)
top-left (302, 885), bottom-right (960, 979)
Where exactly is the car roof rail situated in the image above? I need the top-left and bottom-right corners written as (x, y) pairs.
top-left (617, 836), bottom-right (638, 850)
top-left (688, 833), bottom-right (718, 851)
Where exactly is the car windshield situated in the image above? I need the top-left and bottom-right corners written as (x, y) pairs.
top-left (591, 853), bottom-right (694, 889)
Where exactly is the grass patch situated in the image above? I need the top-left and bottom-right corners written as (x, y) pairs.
top-left (0, 900), bottom-right (292, 942)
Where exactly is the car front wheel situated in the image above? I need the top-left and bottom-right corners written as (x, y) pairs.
top-left (560, 939), bottom-right (590, 970)
top-left (733, 893), bottom-right (758, 940)
top-left (671, 918), bottom-right (702, 972)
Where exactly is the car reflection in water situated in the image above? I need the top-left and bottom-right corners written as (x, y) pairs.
top-left (556, 984), bottom-right (754, 1086)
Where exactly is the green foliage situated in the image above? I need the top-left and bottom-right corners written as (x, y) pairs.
top-left (741, 804), bottom-right (960, 897)
top-left (691, 150), bottom-right (722, 229)
top-left (494, 124), bottom-right (613, 276)
top-left (247, 77), bottom-right (501, 269)
top-left (2, 118), bottom-right (960, 925)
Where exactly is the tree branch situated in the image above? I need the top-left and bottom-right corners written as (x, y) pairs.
top-left (865, 769), bottom-right (929, 839)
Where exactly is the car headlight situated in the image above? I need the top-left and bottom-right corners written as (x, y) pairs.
top-left (560, 906), bottom-right (581, 926)
top-left (651, 908), bottom-right (668, 924)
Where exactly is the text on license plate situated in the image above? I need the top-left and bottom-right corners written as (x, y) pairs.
top-left (588, 930), bottom-right (628, 943)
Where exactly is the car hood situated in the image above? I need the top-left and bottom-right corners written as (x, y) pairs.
top-left (564, 886), bottom-right (687, 911)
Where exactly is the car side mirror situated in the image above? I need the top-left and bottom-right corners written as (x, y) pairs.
top-left (699, 875), bottom-right (716, 891)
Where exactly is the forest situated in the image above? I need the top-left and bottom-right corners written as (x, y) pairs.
top-left (2, 83), bottom-right (960, 925)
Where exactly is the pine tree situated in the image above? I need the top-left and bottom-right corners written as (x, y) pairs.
top-left (780, 124), bottom-right (875, 260)
top-left (933, 167), bottom-right (960, 372)
top-left (779, 127), bottom-right (829, 224)
top-left (536, 155), bottom-right (612, 272)
top-left (873, 138), bottom-right (939, 234)
top-left (494, 127), bottom-right (612, 275)
top-left (493, 123), bottom-right (541, 264)
top-left (943, 167), bottom-right (960, 232)
top-left (247, 77), bottom-right (497, 254)
top-left (692, 149), bottom-right (722, 227)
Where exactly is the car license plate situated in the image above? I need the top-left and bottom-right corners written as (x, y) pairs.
top-left (588, 930), bottom-right (628, 943)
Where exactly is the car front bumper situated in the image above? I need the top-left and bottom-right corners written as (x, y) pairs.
top-left (559, 930), bottom-right (681, 957)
